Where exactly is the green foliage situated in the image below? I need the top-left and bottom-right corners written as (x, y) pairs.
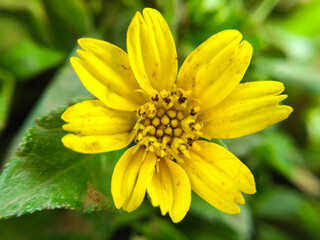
top-left (0, 15), bottom-right (65, 80)
top-left (279, 0), bottom-right (320, 36)
top-left (0, 70), bottom-right (14, 135)
top-left (1, 0), bottom-right (320, 239)
top-left (3, 47), bottom-right (93, 164)
top-left (253, 186), bottom-right (320, 239)
top-left (0, 0), bottom-right (93, 81)
top-left (253, 131), bottom-right (320, 197)
top-left (0, 106), bottom-right (123, 219)
top-left (189, 193), bottom-right (254, 240)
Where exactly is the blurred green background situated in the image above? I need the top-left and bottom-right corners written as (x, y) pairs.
top-left (0, 0), bottom-right (319, 239)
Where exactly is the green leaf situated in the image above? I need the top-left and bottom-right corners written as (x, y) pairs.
top-left (0, 211), bottom-right (91, 240)
top-left (253, 186), bottom-right (305, 220)
top-left (306, 106), bottom-right (320, 148)
top-left (257, 222), bottom-right (295, 240)
top-left (0, 69), bottom-right (15, 135)
top-left (261, 24), bottom-right (317, 61)
top-left (133, 217), bottom-right (189, 240)
top-left (0, 15), bottom-right (66, 81)
top-left (1, 39), bottom-right (66, 80)
top-left (3, 46), bottom-right (92, 163)
top-left (251, 0), bottom-right (279, 25)
top-left (43, 0), bottom-right (93, 50)
top-left (253, 131), bottom-right (320, 197)
top-left (0, 0), bottom-right (54, 46)
top-left (255, 56), bottom-right (320, 94)
top-left (224, 134), bottom-right (263, 158)
top-left (279, 0), bottom-right (320, 37)
top-left (189, 193), bottom-right (254, 240)
top-left (0, 106), bottom-right (124, 219)
top-left (209, 138), bottom-right (228, 150)
top-left (253, 186), bottom-right (320, 239)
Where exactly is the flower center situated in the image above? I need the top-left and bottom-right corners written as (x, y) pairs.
top-left (134, 89), bottom-right (203, 161)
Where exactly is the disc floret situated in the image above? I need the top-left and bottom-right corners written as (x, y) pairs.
top-left (134, 88), bottom-right (203, 161)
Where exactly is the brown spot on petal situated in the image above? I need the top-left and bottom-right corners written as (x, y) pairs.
top-left (192, 77), bottom-right (196, 88)
top-left (152, 72), bottom-right (156, 78)
top-left (120, 64), bottom-right (127, 70)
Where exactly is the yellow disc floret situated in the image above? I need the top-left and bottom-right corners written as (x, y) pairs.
top-left (134, 88), bottom-right (203, 161)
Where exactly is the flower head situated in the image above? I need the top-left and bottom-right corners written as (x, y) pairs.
top-left (61, 8), bottom-right (292, 223)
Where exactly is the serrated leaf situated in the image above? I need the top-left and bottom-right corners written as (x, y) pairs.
top-left (0, 106), bottom-right (123, 219)
top-left (4, 46), bottom-right (92, 163)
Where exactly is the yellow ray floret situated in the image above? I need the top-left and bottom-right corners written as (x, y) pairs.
top-left (177, 30), bottom-right (253, 112)
top-left (62, 100), bottom-right (136, 153)
top-left (201, 81), bottom-right (293, 139)
top-left (179, 140), bottom-right (256, 214)
top-left (127, 8), bottom-right (178, 95)
top-left (111, 146), bottom-right (157, 212)
top-left (147, 158), bottom-right (191, 223)
top-left (71, 39), bottom-right (146, 111)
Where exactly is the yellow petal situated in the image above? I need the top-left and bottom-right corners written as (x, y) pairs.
top-left (176, 30), bottom-right (252, 112)
top-left (62, 100), bottom-right (136, 135)
top-left (61, 132), bottom-right (134, 154)
top-left (71, 38), bottom-right (146, 111)
top-left (147, 159), bottom-right (173, 215)
top-left (179, 140), bottom-right (256, 214)
top-left (166, 159), bottom-right (191, 223)
top-left (127, 8), bottom-right (178, 95)
top-left (147, 158), bottom-right (191, 223)
top-left (111, 146), bottom-right (157, 212)
top-left (201, 81), bottom-right (293, 139)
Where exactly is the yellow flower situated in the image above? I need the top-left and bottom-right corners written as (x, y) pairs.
top-left (61, 8), bottom-right (292, 223)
